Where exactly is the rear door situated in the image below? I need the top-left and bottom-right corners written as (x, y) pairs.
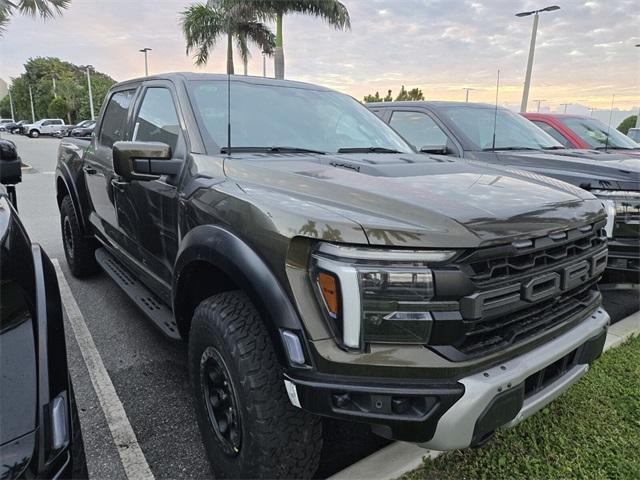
top-left (83, 87), bottom-right (137, 244)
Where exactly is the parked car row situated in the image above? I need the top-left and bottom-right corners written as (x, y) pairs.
top-left (0, 118), bottom-right (95, 138)
top-left (48, 73), bottom-right (630, 478)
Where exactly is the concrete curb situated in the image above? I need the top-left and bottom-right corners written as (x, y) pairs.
top-left (328, 309), bottom-right (640, 480)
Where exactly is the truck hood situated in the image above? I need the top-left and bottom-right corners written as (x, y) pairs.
top-left (484, 150), bottom-right (640, 190)
top-left (223, 152), bottom-right (604, 248)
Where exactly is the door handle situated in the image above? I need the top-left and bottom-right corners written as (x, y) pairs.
top-left (111, 179), bottom-right (128, 192)
top-left (83, 165), bottom-right (97, 175)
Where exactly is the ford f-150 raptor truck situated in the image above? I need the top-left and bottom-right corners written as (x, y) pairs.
top-left (370, 101), bottom-right (639, 284)
top-left (56, 74), bottom-right (610, 479)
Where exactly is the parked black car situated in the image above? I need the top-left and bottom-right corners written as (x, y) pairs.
top-left (0, 139), bottom-right (88, 479)
top-left (371, 101), bottom-right (639, 284)
top-left (55, 120), bottom-right (96, 138)
top-left (56, 73), bottom-right (609, 478)
top-left (1, 120), bottom-right (27, 134)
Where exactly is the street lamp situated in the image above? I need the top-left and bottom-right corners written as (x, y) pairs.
top-left (8, 87), bottom-right (15, 120)
top-left (635, 44), bottom-right (639, 128)
top-left (462, 87), bottom-right (476, 102)
top-left (139, 48), bottom-right (152, 76)
top-left (533, 99), bottom-right (546, 112)
top-left (85, 65), bottom-right (95, 121)
top-left (516, 5), bottom-right (560, 113)
top-left (559, 102), bottom-right (571, 114)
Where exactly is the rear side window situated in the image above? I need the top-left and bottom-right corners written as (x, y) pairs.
top-left (100, 90), bottom-right (135, 148)
top-left (531, 120), bottom-right (572, 147)
top-left (133, 88), bottom-right (180, 153)
top-left (389, 111), bottom-right (449, 149)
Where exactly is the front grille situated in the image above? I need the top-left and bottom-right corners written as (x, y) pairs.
top-left (467, 225), bottom-right (607, 283)
top-left (436, 219), bottom-right (607, 360)
top-left (457, 281), bottom-right (599, 357)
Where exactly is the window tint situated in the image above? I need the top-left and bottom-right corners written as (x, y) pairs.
top-left (389, 111), bottom-right (448, 149)
top-left (100, 90), bottom-right (135, 148)
top-left (133, 88), bottom-right (180, 152)
top-left (531, 121), bottom-right (572, 147)
top-left (559, 117), bottom-right (640, 150)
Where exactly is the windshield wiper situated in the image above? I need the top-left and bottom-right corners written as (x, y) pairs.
top-left (482, 147), bottom-right (540, 151)
top-left (542, 146), bottom-right (566, 150)
top-left (220, 146), bottom-right (326, 155)
top-left (337, 147), bottom-right (401, 153)
top-left (594, 146), bottom-right (633, 150)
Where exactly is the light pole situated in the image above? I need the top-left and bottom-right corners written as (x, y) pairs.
top-left (635, 44), bottom-right (639, 128)
top-left (8, 87), bottom-right (15, 120)
top-left (262, 51), bottom-right (267, 77)
top-left (559, 103), bottom-right (571, 113)
top-left (533, 99), bottom-right (546, 112)
top-left (86, 65), bottom-right (95, 121)
top-left (462, 87), bottom-right (476, 102)
top-left (28, 84), bottom-right (36, 123)
top-left (516, 5), bottom-right (560, 112)
top-left (139, 47), bottom-right (152, 76)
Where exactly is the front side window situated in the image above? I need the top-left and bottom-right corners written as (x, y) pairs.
top-left (560, 117), bottom-right (640, 150)
top-left (188, 80), bottom-right (413, 154)
top-left (531, 120), bottom-right (573, 147)
top-left (439, 106), bottom-right (562, 151)
top-left (133, 88), bottom-right (181, 153)
top-left (389, 111), bottom-right (449, 149)
top-left (100, 90), bottom-right (135, 148)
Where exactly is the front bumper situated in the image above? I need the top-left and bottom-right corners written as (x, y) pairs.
top-left (286, 307), bottom-right (609, 448)
top-left (605, 237), bottom-right (639, 283)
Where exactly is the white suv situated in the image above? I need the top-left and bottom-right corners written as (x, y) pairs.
top-left (24, 118), bottom-right (65, 138)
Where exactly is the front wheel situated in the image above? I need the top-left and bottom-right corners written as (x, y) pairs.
top-left (29, 129), bottom-right (40, 138)
top-left (189, 291), bottom-right (322, 479)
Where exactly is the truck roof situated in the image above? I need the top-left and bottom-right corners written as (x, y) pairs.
top-left (368, 100), bottom-right (501, 110)
top-left (113, 72), bottom-right (335, 93)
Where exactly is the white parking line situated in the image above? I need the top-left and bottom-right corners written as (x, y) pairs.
top-left (52, 259), bottom-right (155, 480)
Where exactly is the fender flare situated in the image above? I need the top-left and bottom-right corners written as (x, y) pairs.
top-left (55, 164), bottom-right (86, 233)
top-left (173, 225), bottom-right (308, 361)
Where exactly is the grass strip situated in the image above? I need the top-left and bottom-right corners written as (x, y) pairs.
top-left (403, 335), bottom-right (640, 480)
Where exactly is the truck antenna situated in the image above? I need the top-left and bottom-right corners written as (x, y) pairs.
top-left (604, 93), bottom-right (614, 152)
top-left (491, 69), bottom-right (500, 151)
top-left (226, 16), bottom-right (232, 156)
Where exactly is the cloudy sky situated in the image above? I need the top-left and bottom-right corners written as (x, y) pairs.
top-left (2, 0), bottom-right (639, 114)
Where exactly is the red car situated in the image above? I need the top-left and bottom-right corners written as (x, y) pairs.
top-left (523, 113), bottom-right (640, 158)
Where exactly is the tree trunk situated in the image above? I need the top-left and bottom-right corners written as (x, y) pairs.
top-left (243, 58), bottom-right (248, 75)
top-left (274, 11), bottom-right (284, 79)
top-left (227, 32), bottom-right (235, 75)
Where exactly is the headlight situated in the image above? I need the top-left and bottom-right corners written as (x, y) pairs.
top-left (592, 190), bottom-right (640, 238)
top-left (311, 243), bottom-right (456, 350)
top-left (50, 391), bottom-right (69, 451)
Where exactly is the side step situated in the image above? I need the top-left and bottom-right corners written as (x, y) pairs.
top-left (95, 248), bottom-right (181, 341)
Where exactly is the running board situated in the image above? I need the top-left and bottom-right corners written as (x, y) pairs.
top-left (95, 248), bottom-right (181, 341)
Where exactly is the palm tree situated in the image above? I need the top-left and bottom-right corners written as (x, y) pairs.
top-left (181, 0), bottom-right (275, 75)
top-left (0, 0), bottom-right (70, 34)
top-left (255, 0), bottom-right (351, 79)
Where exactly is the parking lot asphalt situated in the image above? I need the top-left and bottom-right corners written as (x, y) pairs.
top-left (4, 133), bottom-right (638, 479)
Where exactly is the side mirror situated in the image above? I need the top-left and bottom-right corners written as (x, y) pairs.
top-left (113, 141), bottom-right (180, 181)
top-left (0, 139), bottom-right (22, 186)
top-left (419, 144), bottom-right (448, 155)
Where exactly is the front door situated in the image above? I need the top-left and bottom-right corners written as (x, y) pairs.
top-left (84, 88), bottom-right (136, 243)
top-left (114, 84), bottom-right (184, 289)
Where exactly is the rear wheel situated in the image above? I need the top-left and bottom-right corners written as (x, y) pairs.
top-left (29, 129), bottom-right (40, 138)
top-left (189, 291), bottom-right (322, 479)
top-left (60, 195), bottom-right (99, 277)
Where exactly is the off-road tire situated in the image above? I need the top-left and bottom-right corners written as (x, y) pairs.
top-left (29, 129), bottom-right (40, 138)
top-left (60, 195), bottom-right (99, 277)
top-left (189, 291), bottom-right (322, 479)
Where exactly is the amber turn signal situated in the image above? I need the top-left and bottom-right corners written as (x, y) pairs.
top-left (317, 272), bottom-right (339, 318)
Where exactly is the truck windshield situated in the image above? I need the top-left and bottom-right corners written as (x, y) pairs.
top-left (189, 80), bottom-right (413, 154)
top-left (559, 117), bottom-right (640, 150)
top-left (438, 105), bottom-right (562, 151)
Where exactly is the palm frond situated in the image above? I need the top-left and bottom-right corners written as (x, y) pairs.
top-left (18, 0), bottom-right (70, 18)
top-left (181, 2), bottom-right (227, 66)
